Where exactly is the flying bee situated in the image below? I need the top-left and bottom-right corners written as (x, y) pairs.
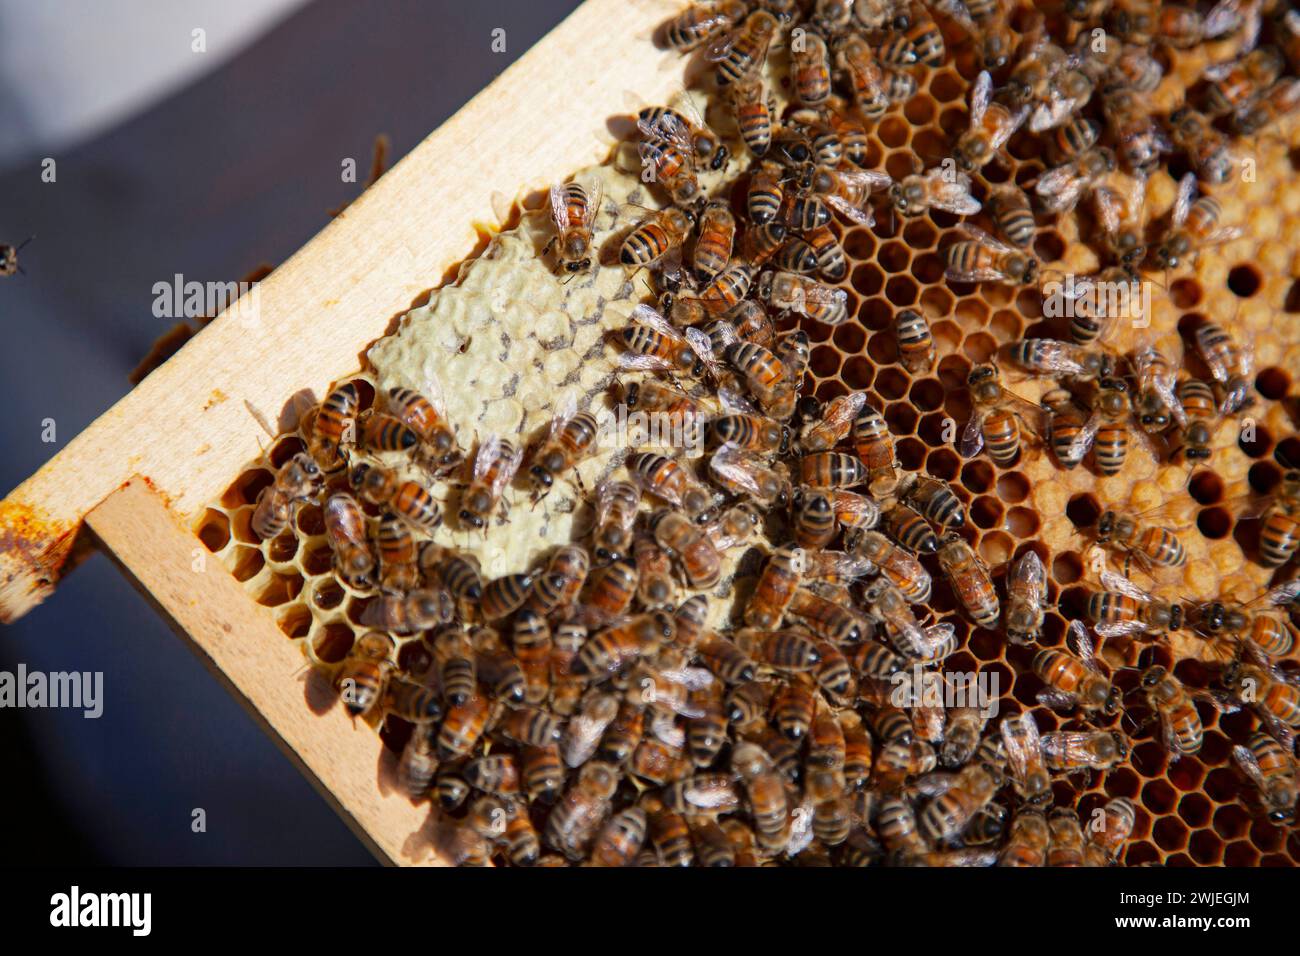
top-left (637, 95), bottom-right (729, 171)
top-left (937, 532), bottom-right (1000, 629)
top-left (1130, 341), bottom-right (1185, 432)
top-left (1102, 84), bottom-right (1172, 174)
top-left (944, 224), bottom-right (1040, 286)
top-left (850, 530), bottom-right (932, 603)
top-left (710, 443), bottom-right (791, 506)
top-left (619, 205), bottom-right (694, 275)
top-left (386, 380), bottom-right (461, 472)
top-left (834, 32), bottom-right (889, 116)
top-left (1170, 377), bottom-right (1219, 464)
top-left (546, 179), bottom-right (602, 276)
top-left (954, 71), bottom-right (1030, 173)
top-left (309, 382), bottom-right (360, 471)
top-left (960, 363), bottom-right (1044, 466)
top-left (1233, 731), bottom-right (1298, 825)
top-left (619, 304), bottom-right (716, 378)
top-left (333, 631), bottom-right (396, 719)
top-left (986, 184), bottom-right (1035, 250)
top-left (1149, 172), bottom-right (1243, 273)
top-left (1204, 45), bottom-right (1284, 117)
top-left (852, 403), bottom-right (900, 497)
top-left (661, 0), bottom-right (748, 51)
top-left (1035, 620), bottom-right (1122, 715)
top-left (1194, 321), bottom-right (1254, 416)
top-left (1001, 712), bottom-right (1051, 807)
top-left (1166, 107), bottom-right (1234, 184)
top-left (889, 166), bottom-right (981, 218)
top-left (638, 113), bottom-right (702, 207)
top-left (457, 436), bottom-right (522, 530)
top-left (809, 165), bottom-right (892, 228)
top-left (707, 9), bottom-right (779, 87)
top-left (1035, 146), bottom-right (1115, 214)
top-left (1088, 569), bottom-right (1184, 640)
top-left (592, 479), bottom-right (639, 563)
top-left (252, 452), bottom-right (323, 540)
top-left (800, 391), bottom-right (866, 452)
top-left (323, 492), bottom-right (376, 590)
top-left (691, 201), bottom-right (735, 282)
top-left (1004, 549), bottom-right (1048, 645)
top-left (881, 1), bottom-right (945, 67)
top-left (527, 396), bottom-right (599, 503)
top-left (1007, 338), bottom-right (1118, 381)
top-left (728, 75), bottom-right (773, 157)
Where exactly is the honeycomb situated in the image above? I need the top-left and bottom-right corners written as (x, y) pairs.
top-left (194, 2), bottom-right (1300, 866)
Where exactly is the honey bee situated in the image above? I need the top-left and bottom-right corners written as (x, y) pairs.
top-left (545, 761), bottom-right (619, 861)
top-left (917, 756), bottom-right (1005, 844)
top-left (638, 114), bottom-right (702, 208)
top-left (939, 707), bottom-right (989, 768)
top-left (792, 30), bottom-right (833, 106)
top-left (1252, 471), bottom-right (1300, 569)
top-left (888, 166), bottom-right (981, 218)
top-left (1088, 569), bottom-right (1184, 639)
top-left (1204, 45), bottom-right (1284, 117)
top-left (1233, 731), bottom-right (1298, 824)
top-left (661, 0), bottom-right (748, 51)
top-left (457, 436), bottom-right (522, 530)
top-left (707, 9), bottom-right (779, 87)
top-left (865, 579), bottom-right (956, 662)
top-left (0, 234), bottom-right (32, 276)
top-left (1170, 378), bottom-right (1219, 464)
top-left (627, 451), bottom-right (714, 519)
top-left (587, 807), bottom-right (649, 867)
top-left (725, 341), bottom-right (796, 419)
top-left (1149, 172), bottom-right (1243, 273)
top-left (1102, 85), bottom-right (1171, 174)
top-left (1042, 730), bottom-right (1129, 774)
top-left (740, 222), bottom-right (788, 268)
top-left (1093, 504), bottom-right (1189, 574)
top-left (729, 75), bottom-right (773, 157)
top-left (960, 363), bottom-right (1044, 466)
top-left (954, 70), bottom-right (1030, 172)
top-left (1046, 807), bottom-right (1087, 867)
top-left (1076, 377), bottom-right (1140, 476)
top-left (649, 507), bottom-right (723, 590)
top-left (1035, 146), bottom-right (1115, 214)
top-left (796, 391), bottom-right (864, 454)
top-left (1004, 550), bottom-right (1048, 645)
top-left (985, 184), bottom-right (1035, 251)
top-left (1046, 115), bottom-right (1100, 165)
top-left (638, 96), bottom-right (729, 172)
top-left (937, 533), bottom-right (1000, 629)
top-left (1232, 76), bottom-right (1300, 136)
top-left (252, 452), bottom-right (323, 540)
top-left (687, 201), bottom-right (736, 283)
top-left (581, 557), bottom-right (639, 622)
top-left (430, 626), bottom-right (477, 706)
top-left (333, 631), bottom-right (396, 718)
top-left (381, 674), bottom-right (445, 725)
top-left (1194, 321), bottom-right (1255, 416)
top-left (1007, 338), bottom-right (1118, 381)
top-left (852, 530), bottom-right (933, 603)
top-left (1188, 585), bottom-right (1300, 659)
top-left (998, 807), bottom-right (1050, 866)
top-left (834, 32), bottom-right (888, 116)
top-left (1002, 27), bottom-right (1069, 106)
top-left (620, 205), bottom-right (694, 275)
top-left (798, 451), bottom-right (868, 490)
top-left (1082, 796), bottom-right (1135, 866)
top-left (747, 160), bottom-right (786, 225)
top-left (1130, 341), bottom-right (1185, 433)
top-left (851, 403), bottom-right (900, 497)
top-left (884, 308), bottom-right (936, 374)
top-left (1166, 106), bottom-right (1235, 184)
top-left (1029, 64), bottom-right (1095, 133)
top-left (774, 235), bottom-right (819, 274)
top-left (396, 727), bottom-right (438, 799)
top-left (789, 487), bottom-right (837, 551)
top-left (1001, 712), bottom-right (1051, 806)
top-left (309, 382), bottom-right (360, 471)
top-left (809, 165), bottom-right (892, 227)
top-left (527, 397), bottom-right (599, 503)
top-left (546, 179), bottom-right (602, 275)
top-left (710, 443), bottom-right (790, 507)
top-left (1223, 657), bottom-right (1300, 749)
top-left (881, 1), bottom-right (945, 67)
top-left (322, 492), bottom-right (376, 591)
top-left (592, 479), bottom-right (640, 563)
top-left (386, 381), bottom-right (461, 472)
top-left (362, 587), bottom-right (454, 635)
top-left (1139, 665), bottom-right (1213, 760)
top-left (944, 224), bottom-right (1039, 286)
top-left (577, 612), bottom-right (675, 679)
top-left (620, 304), bottom-right (716, 377)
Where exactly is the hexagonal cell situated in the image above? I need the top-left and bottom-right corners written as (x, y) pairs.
top-left (850, 263), bottom-right (884, 297)
top-left (885, 275), bottom-right (919, 307)
top-left (196, 508), bottom-right (231, 553)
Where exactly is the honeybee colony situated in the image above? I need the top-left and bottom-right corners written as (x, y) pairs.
top-left (198, 0), bottom-right (1300, 866)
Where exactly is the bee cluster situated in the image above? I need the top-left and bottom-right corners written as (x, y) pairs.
top-left (204, 0), bottom-right (1300, 866)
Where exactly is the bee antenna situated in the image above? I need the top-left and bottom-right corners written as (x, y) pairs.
top-left (16, 234), bottom-right (34, 251)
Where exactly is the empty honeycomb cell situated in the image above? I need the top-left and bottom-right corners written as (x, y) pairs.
top-left (1227, 264), bottom-right (1262, 298)
top-left (832, 323), bottom-right (865, 355)
top-left (1196, 506), bottom-right (1233, 540)
top-left (301, 543), bottom-right (334, 577)
top-left (877, 116), bottom-right (910, 149)
top-left (926, 448), bottom-right (961, 482)
top-left (988, 310), bottom-right (1022, 344)
top-left (1277, 436), bottom-right (1300, 470)
top-left (1255, 367), bottom-right (1291, 401)
top-left (1005, 506), bottom-right (1040, 538)
top-left (1187, 470), bottom-right (1224, 505)
top-left (814, 379), bottom-right (847, 402)
top-left (884, 403), bottom-right (919, 436)
top-left (1203, 767), bottom-right (1241, 804)
top-left (959, 459), bottom-right (994, 494)
top-left (930, 320), bottom-right (962, 357)
top-left (918, 412), bottom-right (949, 447)
top-left (197, 508), bottom-right (231, 553)
top-left (1238, 423), bottom-right (1272, 459)
top-left (994, 471), bottom-right (1029, 504)
top-left (1153, 814), bottom-right (1189, 853)
top-left (850, 262), bottom-right (883, 297)
top-left (902, 219), bottom-right (937, 251)
top-left (895, 437), bottom-right (926, 471)
top-left (954, 297), bottom-right (989, 331)
top-left (842, 229), bottom-right (875, 261)
top-left (1132, 742), bottom-right (1169, 782)
top-left (885, 275), bottom-right (919, 307)
top-left (810, 345), bottom-right (841, 379)
top-left (962, 331), bottom-right (998, 364)
top-left (269, 435), bottom-right (307, 468)
top-left (267, 533), bottom-right (300, 565)
top-left (970, 495), bottom-right (1003, 530)
top-left (1171, 758), bottom-right (1210, 800)
top-left (1033, 231), bottom-right (1066, 265)
top-left (1249, 461), bottom-right (1283, 495)
top-left (908, 378), bottom-right (944, 412)
top-left (910, 252), bottom-right (944, 285)
top-left (230, 546), bottom-right (265, 583)
top-left (1125, 841), bottom-right (1160, 866)
top-left (1169, 278), bottom-right (1202, 309)
top-left (296, 503), bottom-right (325, 536)
top-left (875, 367), bottom-right (910, 401)
top-left (918, 285), bottom-right (954, 318)
top-left (277, 604), bottom-right (313, 640)
top-left (928, 68), bottom-right (962, 102)
top-left (1224, 841), bottom-right (1260, 866)
top-left (840, 356), bottom-right (873, 390)
top-left (879, 240), bottom-right (910, 274)
top-left (1214, 803), bottom-right (1253, 841)
top-left (223, 467), bottom-right (273, 509)
top-left (1188, 829), bottom-right (1224, 865)
top-left (1251, 821), bottom-right (1286, 853)
top-left (884, 151), bottom-right (918, 183)
top-left (256, 572), bottom-right (304, 608)
top-left (313, 579), bottom-right (346, 611)
top-left (858, 296), bottom-right (892, 330)
top-left (977, 530), bottom-right (1015, 566)
top-left (804, 320), bottom-right (834, 344)
top-left (1105, 767), bottom-right (1142, 801)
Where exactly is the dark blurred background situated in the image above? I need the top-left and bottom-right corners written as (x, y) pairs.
top-left (0, 0), bottom-right (580, 865)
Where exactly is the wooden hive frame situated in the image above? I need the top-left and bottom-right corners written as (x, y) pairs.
top-left (0, 0), bottom-right (684, 865)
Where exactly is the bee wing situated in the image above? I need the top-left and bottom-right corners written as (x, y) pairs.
top-left (959, 411), bottom-right (986, 457)
top-left (709, 443), bottom-right (763, 497)
top-left (930, 174), bottom-right (982, 215)
top-left (1037, 169), bottom-right (1086, 213)
top-left (1000, 713), bottom-right (1041, 781)
top-left (1065, 619), bottom-right (1101, 672)
top-left (1099, 568), bottom-right (1152, 602)
top-left (1028, 90), bottom-right (1077, 132)
top-left (549, 183), bottom-right (569, 230)
top-left (1036, 688), bottom-right (1081, 711)
top-left (630, 302), bottom-right (680, 339)
top-left (838, 168), bottom-right (895, 194)
top-left (1172, 172), bottom-right (1196, 230)
top-left (1203, 0), bottom-right (1248, 40)
top-left (1132, 344), bottom-right (1186, 427)
top-left (685, 326), bottom-right (722, 377)
top-left (1231, 743), bottom-right (1269, 791)
top-left (548, 392), bottom-right (579, 440)
top-left (1003, 388), bottom-right (1049, 439)
top-left (969, 69), bottom-right (992, 127)
top-left (825, 193), bottom-right (875, 226)
top-left (929, 0), bottom-right (976, 35)
top-left (1266, 580), bottom-right (1300, 607)
top-left (705, 27), bottom-right (739, 63)
top-left (619, 353), bottom-right (676, 373)
top-left (1204, 225), bottom-right (1245, 248)
top-left (1093, 186), bottom-right (1123, 235)
top-left (922, 622), bottom-right (956, 658)
top-left (1013, 550), bottom-right (1048, 599)
top-left (658, 664), bottom-right (716, 692)
top-left (802, 281), bottom-right (851, 311)
top-left (914, 770), bottom-right (958, 798)
top-left (1094, 619), bottom-right (1155, 639)
top-left (957, 222), bottom-right (1014, 254)
top-left (1064, 409), bottom-right (1101, 463)
top-left (718, 382), bottom-right (759, 414)
top-left (816, 550), bottom-right (874, 580)
top-left (584, 178), bottom-right (605, 229)
top-left (991, 104), bottom-right (1030, 150)
top-left (473, 434), bottom-right (504, 484)
top-left (945, 259), bottom-right (1012, 284)
top-left (494, 442), bottom-right (524, 497)
top-left (669, 87), bottom-right (708, 131)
